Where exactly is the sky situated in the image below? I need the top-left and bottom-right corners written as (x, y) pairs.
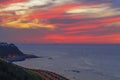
top-left (0, 0), bottom-right (120, 44)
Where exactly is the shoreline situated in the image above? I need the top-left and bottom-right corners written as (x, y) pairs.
top-left (5, 54), bottom-right (40, 62)
top-left (28, 69), bottom-right (69, 80)
top-left (12, 62), bottom-right (69, 80)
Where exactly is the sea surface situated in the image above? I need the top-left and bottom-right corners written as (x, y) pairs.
top-left (14, 44), bottom-right (120, 80)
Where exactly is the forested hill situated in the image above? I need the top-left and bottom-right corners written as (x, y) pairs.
top-left (0, 59), bottom-right (42, 80)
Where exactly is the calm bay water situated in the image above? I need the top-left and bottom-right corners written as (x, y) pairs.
top-left (15, 44), bottom-right (120, 80)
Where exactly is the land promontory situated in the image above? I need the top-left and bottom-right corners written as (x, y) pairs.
top-left (0, 42), bottom-right (38, 62)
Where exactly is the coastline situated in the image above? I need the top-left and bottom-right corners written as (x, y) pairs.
top-left (28, 69), bottom-right (69, 80)
top-left (0, 43), bottom-right (69, 80)
top-left (10, 61), bottom-right (69, 80)
top-left (5, 54), bottom-right (40, 62)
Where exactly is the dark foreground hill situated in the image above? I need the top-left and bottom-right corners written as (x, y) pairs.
top-left (0, 59), bottom-right (42, 80)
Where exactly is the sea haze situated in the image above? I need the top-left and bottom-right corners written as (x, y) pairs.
top-left (15, 44), bottom-right (120, 80)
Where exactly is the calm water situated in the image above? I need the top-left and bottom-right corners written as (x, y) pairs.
top-left (15, 44), bottom-right (120, 80)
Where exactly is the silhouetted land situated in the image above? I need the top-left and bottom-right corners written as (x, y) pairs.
top-left (0, 59), bottom-right (42, 80)
top-left (0, 42), bottom-right (39, 62)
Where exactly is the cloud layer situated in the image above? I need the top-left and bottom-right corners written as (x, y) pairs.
top-left (0, 0), bottom-right (120, 43)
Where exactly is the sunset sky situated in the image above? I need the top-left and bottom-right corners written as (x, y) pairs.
top-left (0, 0), bottom-right (120, 44)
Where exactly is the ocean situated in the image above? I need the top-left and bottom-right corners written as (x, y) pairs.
top-left (14, 44), bottom-right (120, 80)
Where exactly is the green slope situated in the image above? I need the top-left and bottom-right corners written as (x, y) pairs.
top-left (0, 59), bottom-right (42, 80)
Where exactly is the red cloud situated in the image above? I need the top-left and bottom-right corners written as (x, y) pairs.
top-left (0, 0), bottom-right (26, 5)
top-left (0, 1), bottom-right (120, 44)
top-left (9, 33), bottom-right (120, 44)
top-left (26, 4), bottom-right (81, 20)
top-left (63, 24), bottom-right (99, 31)
top-left (42, 34), bottom-right (120, 44)
top-left (98, 16), bottom-right (120, 23)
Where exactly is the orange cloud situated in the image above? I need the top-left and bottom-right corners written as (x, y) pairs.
top-left (1, 18), bottom-right (55, 29)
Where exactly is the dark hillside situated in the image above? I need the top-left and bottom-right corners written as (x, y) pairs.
top-left (0, 59), bottom-right (42, 80)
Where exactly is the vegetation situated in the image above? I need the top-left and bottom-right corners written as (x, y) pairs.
top-left (0, 59), bottom-right (42, 80)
